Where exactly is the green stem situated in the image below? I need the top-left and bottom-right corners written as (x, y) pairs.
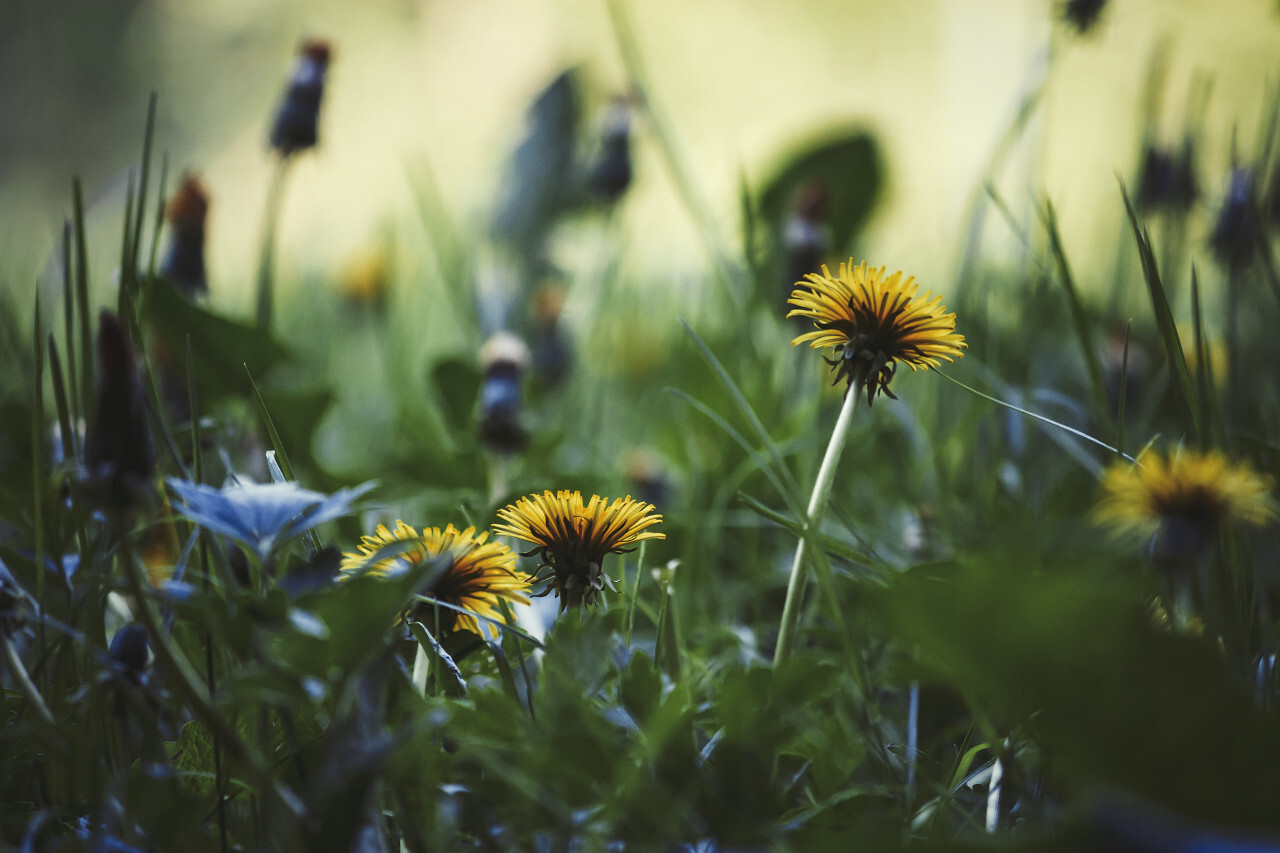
top-left (774, 384), bottom-right (861, 666)
top-left (254, 157), bottom-right (292, 331)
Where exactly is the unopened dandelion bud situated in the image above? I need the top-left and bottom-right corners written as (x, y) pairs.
top-left (1210, 168), bottom-right (1264, 270)
top-left (478, 332), bottom-right (531, 455)
top-left (531, 284), bottom-right (572, 386)
top-left (589, 98), bottom-right (633, 203)
top-left (108, 624), bottom-right (151, 684)
top-left (1059, 0), bottom-right (1107, 34)
top-left (160, 174), bottom-right (210, 298)
top-left (783, 183), bottom-right (830, 309)
top-left (625, 448), bottom-right (670, 508)
top-left (85, 311), bottom-right (155, 511)
top-left (269, 39), bottom-right (332, 156)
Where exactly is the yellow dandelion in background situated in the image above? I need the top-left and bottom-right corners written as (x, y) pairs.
top-left (788, 261), bottom-right (966, 404)
top-left (342, 521), bottom-right (531, 637)
top-left (1094, 448), bottom-right (1276, 540)
top-left (493, 490), bottom-right (665, 611)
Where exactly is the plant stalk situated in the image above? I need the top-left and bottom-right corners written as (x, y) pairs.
top-left (774, 382), bottom-right (861, 665)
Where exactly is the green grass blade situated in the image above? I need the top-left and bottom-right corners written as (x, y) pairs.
top-left (407, 622), bottom-right (467, 698)
top-left (61, 223), bottom-right (80, 432)
top-left (147, 153), bottom-right (170, 283)
top-left (46, 336), bottom-right (75, 470)
top-left (497, 598), bottom-right (536, 719)
top-left (936, 369), bottom-right (1135, 463)
top-left (245, 366), bottom-right (297, 483)
top-left (1040, 200), bottom-right (1111, 427)
top-left (666, 387), bottom-right (801, 517)
top-left (736, 491), bottom-right (883, 576)
top-left (1189, 268), bottom-right (1224, 449)
top-left (1120, 182), bottom-right (1200, 440)
top-left (32, 296), bottom-right (47, 699)
top-left (186, 337), bottom-right (203, 484)
top-left (132, 93), bottom-right (158, 275)
top-left (679, 320), bottom-right (804, 509)
top-left (1116, 321), bottom-right (1131, 460)
top-left (72, 179), bottom-right (93, 422)
top-left (118, 173), bottom-right (137, 320)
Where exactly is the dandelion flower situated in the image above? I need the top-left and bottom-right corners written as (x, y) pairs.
top-left (493, 490), bottom-right (664, 610)
top-left (342, 522), bottom-right (530, 638)
top-left (788, 261), bottom-right (965, 405)
top-left (1095, 448), bottom-right (1276, 554)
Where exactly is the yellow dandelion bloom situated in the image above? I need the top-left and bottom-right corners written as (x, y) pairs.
top-left (342, 521), bottom-right (531, 637)
top-left (1094, 448), bottom-right (1276, 539)
top-left (788, 261), bottom-right (965, 404)
top-left (493, 490), bottom-right (665, 611)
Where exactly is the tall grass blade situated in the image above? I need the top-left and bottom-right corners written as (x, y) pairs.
top-left (667, 387), bottom-right (800, 517)
top-left (31, 297), bottom-right (47, 698)
top-left (936, 369), bottom-right (1135, 462)
top-left (1120, 183), bottom-right (1200, 440)
top-left (679, 321), bottom-right (803, 511)
top-left (245, 366), bottom-right (298, 483)
top-left (46, 337), bottom-right (75, 472)
top-left (132, 93), bottom-right (158, 275)
top-left (1041, 201), bottom-right (1111, 427)
top-left (1189, 268), bottom-right (1223, 449)
top-left (61, 223), bottom-right (80, 432)
top-left (72, 179), bottom-right (92, 422)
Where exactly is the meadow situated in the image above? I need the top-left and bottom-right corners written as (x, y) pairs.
top-left (3, 1), bottom-right (1280, 850)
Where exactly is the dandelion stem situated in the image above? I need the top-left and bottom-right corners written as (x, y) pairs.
top-left (254, 156), bottom-right (292, 331)
top-left (774, 383), bottom-right (861, 666)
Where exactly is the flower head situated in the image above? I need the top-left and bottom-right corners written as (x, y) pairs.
top-left (161, 173), bottom-right (210, 299)
top-left (269, 39), bottom-right (332, 156)
top-left (493, 490), bottom-right (664, 610)
top-left (1094, 449), bottom-right (1276, 548)
top-left (342, 521), bottom-right (530, 637)
top-left (788, 261), bottom-right (965, 405)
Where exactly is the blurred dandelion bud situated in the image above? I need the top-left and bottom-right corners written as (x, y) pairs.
top-left (160, 173), bottom-right (210, 299)
top-left (108, 624), bottom-right (151, 685)
top-left (1059, 0), bottom-right (1107, 34)
top-left (531, 283), bottom-right (572, 386)
top-left (1102, 324), bottom-right (1148, 418)
top-left (625, 448), bottom-right (670, 509)
top-left (269, 38), bottom-right (332, 157)
top-left (1135, 140), bottom-right (1198, 214)
top-left (651, 559), bottom-right (679, 587)
top-left (588, 97), bottom-right (633, 204)
top-left (782, 183), bottom-right (830, 310)
top-left (479, 332), bottom-right (531, 456)
top-left (84, 311), bottom-right (155, 513)
top-left (339, 245), bottom-right (390, 307)
top-left (1210, 168), bottom-right (1264, 269)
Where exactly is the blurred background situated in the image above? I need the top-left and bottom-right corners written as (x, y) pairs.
top-left (2, 0), bottom-right (1278, 313)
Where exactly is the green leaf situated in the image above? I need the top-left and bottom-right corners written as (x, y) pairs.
top-left (758, 129), bottom-right (883, 254)
top-left (143, 275), bottom-right (289, 406)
